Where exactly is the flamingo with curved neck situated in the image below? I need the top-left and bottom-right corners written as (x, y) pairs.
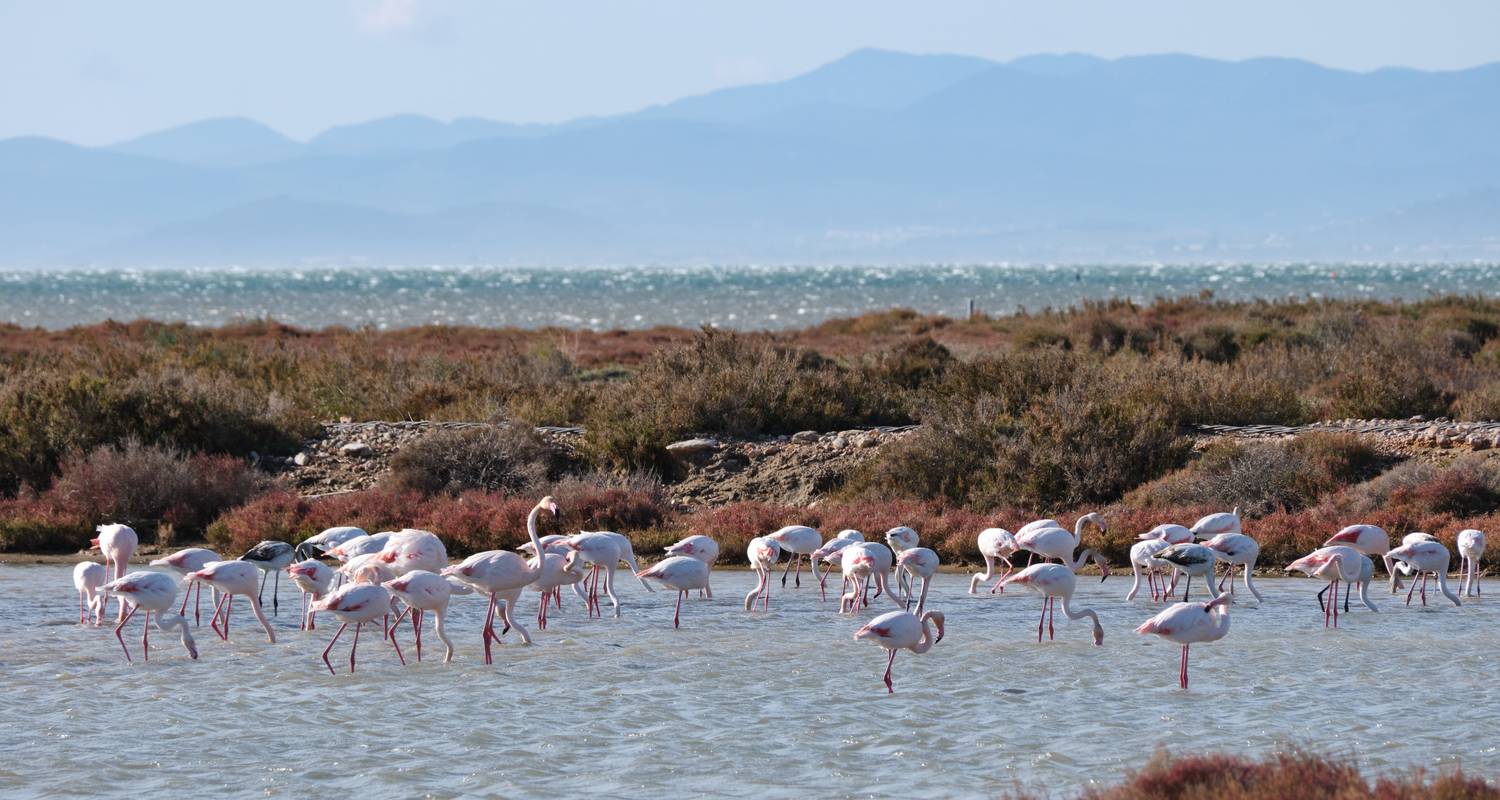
top-left (1001, 563), bottom-right (1104, 645)
top-left (854, 609), bottom-right (945, 693)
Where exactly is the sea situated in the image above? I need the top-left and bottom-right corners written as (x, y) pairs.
top-left (2, 263), bottom-right (1498, 330)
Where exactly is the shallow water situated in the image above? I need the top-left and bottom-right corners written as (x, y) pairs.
top-left (3, 262), bottom-right (1499, 330)
top-left (2, 565), bottom-right (1496, 798)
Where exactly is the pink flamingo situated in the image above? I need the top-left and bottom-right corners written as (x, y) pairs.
top-left (1202, 532), bottom-right (1264, 602)
top-left (1139, 523), bottom-right (1194, 544)
top-left (98, 572), bottom-right (198, 662)
top-left (287, 559), bottom-right (335, 631)
top-left (527, 549), bottom-right (584, 631)
top-left (1287, 546), bottom-right (1365, 627)
top-left (968, 528), bottom-right (1019, 595)
top-left (664, 534), bottom-right (720, 598)
top-left (441, 496), bottom-right (558, 664)
top-left (72, 562), bottom-right (107, 625)
top-left (635, 556), bottom-right (712, 628)
top-left (1135, 593), bottom-right (1231, 689)
top-left (811, 530), bottom-right (862, 600)
top-left (186, 560), bottom-right (277, 643)
top-left (1324, 524), bottom-right (1398, 593)
top-left (853, 609), bottom-right (945, 693)
top-left (1458, 529), bottom-right (1486, 597)
top-left (1000, 563), bottom-right (1105, 645)
top-left (837, 542), bottom-right (905, 614)
top-left (1189, 508), bottom-right (1241, 539)
top-left (1126, 538), bottom-right (1173, 602)
top-left (311, 583), bottom-right (405, 674)
top-left (744, 536), bottom-right (782, 611)
top-left (1387, 539), bottom-right (1461, 608)
top-left (1015, 513), bottom-right (1106, 568)
top-left (896, 547), bottom-right (939, 615)
top-left (384, 570), bottom-right (467, 662)
top-left (884, 526), bottom-right (919, 597)
top-left (149, 547), bottom-right (219, 626)
top-left (375, 528), bottom-right (448, 575)
top-left (93, 523), bottom-right (138, 623)
top-left (768, 525), bottom-right (822, 589)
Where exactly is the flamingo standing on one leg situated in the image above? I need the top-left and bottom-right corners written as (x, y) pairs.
top-left (287, 559), bottom-right (335, 631)
top-left (969, 528), bottom-right (1019, 595)
top-left (93, 524), bottom-right (138, 623)
top-left (441, 496), bottom-right (559, 664)
top-left (768, 525), bottom-right (822, 589)
top-left (744, 536), bottom-right (782, 612)
top-left (854, 609), bottom-right (945, 694)
top-left (1287, 546), bottom-right (1365, 627)
top-left (98, 572), bottom-right (198, 662)
top-left (664, 534), bottom-right (721, 598)
top-left (1387, 539), bottom-right (1461, 608)
top-left (1135, 593), bottom-right (1231, 689)
top-left (72, 562), bottom-right (107, 625)
top-left (384, 570), bottom-right (465, 662)
top-left (239, 540), bottom-right (295, 617)
top-left (149, 547), bottom-right (219, 627)
top-left (186, 561), bottom-right (277, 644)
top-left (1000, 563), bottom-right (1105, 645)
top-left (896, 547), bottom-right (939, 615)
top-left (635, 556), bottom-right (712, 628)
top-left (310, 583), bottom-right (405, 675)
top-left (811, 530), bottom-right (862, 600)
top-left (1458, 529), bottom-right (1486, 598)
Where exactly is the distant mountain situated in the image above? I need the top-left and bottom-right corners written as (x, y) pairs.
top-left (108, 117), bottom-right (303, 167)
top-left (6, 50), bottom-right (1500, 264)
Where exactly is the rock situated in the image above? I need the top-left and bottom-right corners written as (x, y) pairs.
top-left (340, 441), bottom-right (374, 458)
top-left (831, 436), bottom-right (849, 450)
top-left (1468, 436), bottom-right (1491, 451)
top-left (666, 437), bottom-right (721, 455)
top-left (791, 431), bottom-right (820, 444)
top-left (293, 452), bottom-right (311, 466)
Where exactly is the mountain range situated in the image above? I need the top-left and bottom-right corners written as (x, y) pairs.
top-left (3, 49), bottom-right (1498, 265)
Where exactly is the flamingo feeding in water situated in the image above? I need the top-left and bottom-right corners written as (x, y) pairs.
top-left (811, 530), bottom-right (862, 600)
top-left (1135, 593), bottom-right (1231, 689)
top-left (239, 540), bottom-right (295, 616)
top-left (311, 583), bottom-right (405, 675)
top-left (896, 547), bottom-right (939, 615)
top-left (664, 534), bottom-right (720, 598)
top-left (635, 556), bottom-right (712, 628)
top-left (1201, 532), bottom-right (1264, 602)
top-left (294, 526), bottom-right (368, 561)
top-left (441, 496), bottom-right (558, 664)
top-left (1190, 508), bottom-right (1242, 539)
top-left (384, 570), bottom-right (467, 662)
top-left (187, 560), bottom-right (276, 644)
top-left (149, 547), bottom-right (219, 626)
top-left (1126, 538), bottom-right (1173, 602)
top-left (1324, 524), bottom-right (1398, 593)
top-left (1458, 529), bottom-right (1485, 597)
top-left (744, 536), bottom-right (782, 611)
top-left (838, 541), bottom-right (904, 614)
top-left (375, 529), bottom-right (448, 576)
top-left (72, 561), bottom-right (107, 625)
top-left (1155, 543), bottom-right (1221, 602)
top-left (1001, 563), bottom-right (1105, 645)
top-left (768, 525), bottom-right (822, 589)
top-left (287, 558), bottom-right (336, 631)
top-left (98, 571), bottom-right (198, 662)
top-left (969, 528), bottom-right (1019, 595)
top-left (1287, 546), bottom-right (1366, 627)
top-left (1015, 513), bottom-right (1109, 578)
top-left (93, 524), bottom-right (138, 623)
top-left (1139, 523), bottom-right (1194, 544)
top-left (854, 609), bottom-right (945, 694)
top-left (1386, 539), bottom-right (1461, 608)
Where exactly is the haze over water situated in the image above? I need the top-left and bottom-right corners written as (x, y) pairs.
top-left (4, 566), bottom-right (1497, 798)
top-left (4, 263), bottom-right (1499, 331)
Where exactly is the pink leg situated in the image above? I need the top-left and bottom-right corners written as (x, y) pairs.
top-left (114, 604), bottom-right (139, 663)
top-left (224, 594), bottom-right (232, 639)
top-left (1048, 596), bottom-right (1056, 640)
top-left (1421, 574), bottom-right (1429, 606)
top-left (1180, 644), bottom-right (1189, 689)
top-left (1036, 599), bottom-right (1046, 642)
top-left (883, 648), bottom-right (897, 693)
top-left (210, 593), bottom-right (229, 640)
top-left (180, 583), bottom-right (191, 615)
top-left (1324, 580), bottom-right (1334, 627)
top-left (79, 591), bottom-right (86, 624)
top-left (1406, 573), bottom-right (1418, 606)
top-left (414, 609), bottom-right (423, 662)
top-left (388, 620), bottom-right (405, 666)
top-left (142, 610), bottom-right (151, 661)
top-left (482, 593), bottom-right (497, 665)
top-left (1331, 579), bottom-right (1340, 628)
top-left (322, 622), bottom-right (347, 675)
top-left (538, 592), bottom-right (548, 630)
top-left (673, 590), bottom-right (684, 628)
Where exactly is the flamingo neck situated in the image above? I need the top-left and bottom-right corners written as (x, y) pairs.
top-left (911, 615), bottom-right (939, 654)
top-left (1059, 593), bottom-right (1102, 639)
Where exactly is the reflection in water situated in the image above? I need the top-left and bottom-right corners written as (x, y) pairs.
top-left (2, 566), bottom-right (1496, 797)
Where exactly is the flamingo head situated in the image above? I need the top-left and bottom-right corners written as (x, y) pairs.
top-left (1286, 552), bottom-right (1330, 575)
top-left (539, 496), bottom-right (559, 516)
top-left (925, 610), bottom-right (946, 643)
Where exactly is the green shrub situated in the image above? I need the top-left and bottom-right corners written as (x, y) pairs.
top-left (385, 424), bottom-right (562, 496)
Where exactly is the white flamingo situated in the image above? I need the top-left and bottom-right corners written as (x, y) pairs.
top-left (968, 527), bottom-right (1019, 595)
top-left (1458, 529), bottom-right (1485, 597)
top-left (896, 547), bottom-right (939, 615)
top-left (854, 609), bottom-right (945, 694)
top-left (1000, 563), bottom-right (1105, 645)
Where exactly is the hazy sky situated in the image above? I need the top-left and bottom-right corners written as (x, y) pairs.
top-left (3, 0), bottom-right (1498, 145)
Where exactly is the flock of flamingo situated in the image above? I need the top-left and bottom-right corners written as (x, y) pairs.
top-left (70, 498), bottom-right (1487, 692)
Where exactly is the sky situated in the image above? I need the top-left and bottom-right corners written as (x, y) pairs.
top-left (2, 0), bottom-right (1499, 145)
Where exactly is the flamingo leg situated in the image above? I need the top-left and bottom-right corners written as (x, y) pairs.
top-left (673, 590), bottom-right (684, 629)
top-left (414, 609), bottom-right (423, 662)
top-left (195, 581), bottom-right (203, 627)
top-left (1324, 580), bottom-right (1334, 627)
top-left (1182, 574), bottom-right (1191, 602)
top-left (1343, 580), bottom-right (1352, 613)
top-left (1318, 582), bottom-right (1329, 612)
top-left (79, 591), bottom-right (86, 625)
top-left (1421, 574), bottom-right (1429, 606)
top-left (142, 610), bottom-right (150, 661)
top-left (1180, 644), bottom-right (1189, 689)
top-left (1036, 599), bottom-right (1046, 642)
top-left (114, 603), bottom-right (139, 663)
top-left (817, 560), bottom-right (830, 600)
top-left (780, 554), bottom-right (794, 587)
top-left (209, 593), bottom-right (229, 641)
top-left (1405, 572), bottom-right (1418, 606)
top-left (350, 621), bottom-right (361, 673)
top-left (538, 591), bottom-right (549, 631)
top-left (322, 622), bottom-right (348, 675)
top-left (180, 582), bottom-right (191, 615)
top-left (388, 619), bottom-right (405, 666)
top-left (794, 554), bottom-right (803, 588)
top-left (1048, 596), bottom-right (1055, 640)
top-left (258, 568), bottom-right (268, 608)
top-left (482, 593), bottom-right (497, 665)
top-left (883, 648), bottom-right (897, 694)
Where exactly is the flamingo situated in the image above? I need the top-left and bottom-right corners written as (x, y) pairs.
top-left (744, 536), bottom-right (782, 611)
top-left (384, 570), bottom-right (466, 662)
top-left (93, 523), bottom-right (138, 623)
top-left (375, 528), bottom-right (448, 576)
top-left (1387, 539), bottom-right (1461, 608)
top-left (1135, 593), bottom-right (1232, 689)
top-left (72, 562), bottom-right (106, 625)
top-left (896, 547), bottom-right (939, 615)
top-left (1155, 543), bottom-right (1221, 602)
top-left (287, 559), bottom-right (335, 631)
top-left (186, 560), bottom-right (276, 644)
top-left (968, 527), bottom-right (1019, 594)
top-left (1324, 524), bottom-right (1398, 593)
top-left (239, 540), bottom-right (295, 616)
top-left (885, 526), bottom-right (921, 597)
top-left (838, 542), bottom-right (904, 614)
top-left (811, 530), bottom-right (862, 600)
top-left (294, 526), bottom-right (367, 561)
top-left (1190, 508), bottom-right (1242, 539)
top-left (565, 532), bottom-right (629, 618)
top-left (1201, 532), bottom-right (1264, 602)
top-left (311, 583), bottom-right (405, 675)
top-left (1287, 546), bottom-right (1365, 627)
top-left (1458, 529), bottom-right (1485, 597)
top-left (149, 547), bottom-right (219, 626)
top-left (1014, 512), bottom-right (1108, 576)
top-left (768, 525), bottom-right (822, 589)
top-left (1126, 538), bottom-right (1173, 602)
top-left (1139, 523), bottom-right (1194, 544)
top-left (323, 531), bottom-right (396, 562)
top-left (526, 548), bottom-right (584, 630)
top-left (599, 531), bottom-right (654, 594)
top-left (441, 496), bottom-right (557, 664)
top-left (635, 556), bottom-right (712, 628)
top-left (97, 572), bottom-right (198, 662)
top-left (1000, 563), bottom-right (1105, 645)
top-left (853, 609), bottom-right (945, 693)
top-left (664, 534), bottom-right (720, 598)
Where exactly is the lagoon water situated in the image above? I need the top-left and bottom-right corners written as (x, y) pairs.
top-left (3, 263), bottom-right (1500, 330)
top-left (2, 565), bottom-right (1496, 798)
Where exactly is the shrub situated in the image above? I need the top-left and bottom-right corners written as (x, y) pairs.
top-left (205, 490), bottom-right (309, 554)
top-left (0, 495), bottom-right (89, 552)
top-left (385, 424), bottom-right (562, 496)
